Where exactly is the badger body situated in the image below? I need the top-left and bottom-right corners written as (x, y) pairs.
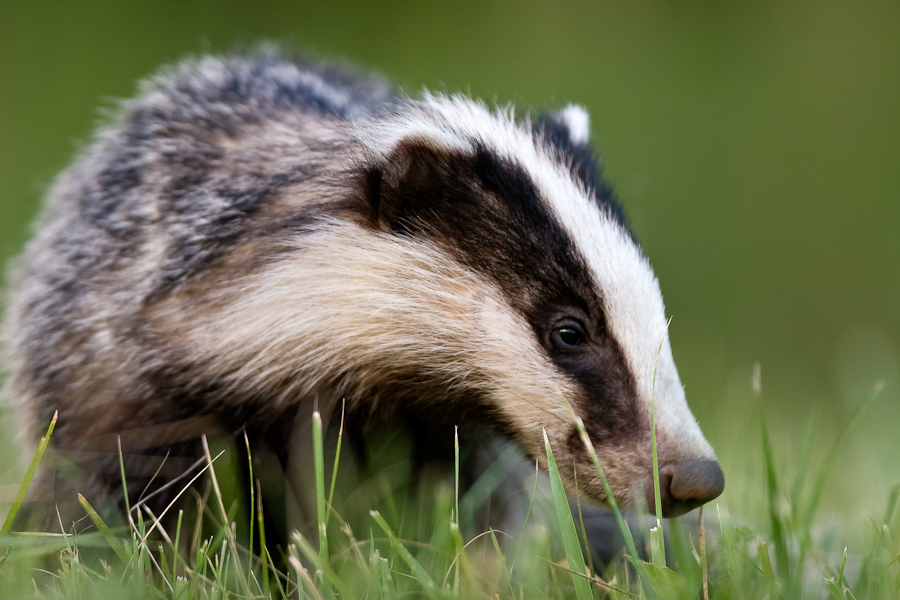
top-left (3, 51), bottom-right (723, 526)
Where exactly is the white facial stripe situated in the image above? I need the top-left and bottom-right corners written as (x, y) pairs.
top-left (536, 174), bottom-right (715, 461)
top-left (357, 106), bottom-right (475, 161)
top-left (375, 95), bottom-right (715, 462)
top-left (531, 148), bottom-right (716, 462)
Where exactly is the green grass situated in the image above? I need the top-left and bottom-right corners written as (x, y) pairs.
top-left (1, 379), bottom-right (899, 599)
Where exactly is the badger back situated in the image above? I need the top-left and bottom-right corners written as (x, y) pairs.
top-left (3, 53), bottom-right (722, 518)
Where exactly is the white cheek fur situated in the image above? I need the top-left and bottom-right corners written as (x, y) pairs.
top-left (179, 220), bottom-right (577, 458)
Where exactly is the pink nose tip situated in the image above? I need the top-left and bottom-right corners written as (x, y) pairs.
top-left (655, 459), bottom-right (725, 518)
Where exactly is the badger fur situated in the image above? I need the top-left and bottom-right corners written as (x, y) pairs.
top-left (2, 50), bottom-right (723, 531)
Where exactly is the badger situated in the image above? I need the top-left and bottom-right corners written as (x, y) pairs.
top-left (2, 50), bottom-right (723, 533)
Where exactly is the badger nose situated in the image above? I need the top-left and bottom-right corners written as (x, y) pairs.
top-left (656, 459), bottom-right (725, 518)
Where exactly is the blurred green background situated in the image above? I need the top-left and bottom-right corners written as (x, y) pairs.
top-left (2, 0), bottom-right (898, 526)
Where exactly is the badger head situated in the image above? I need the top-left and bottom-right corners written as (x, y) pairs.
top-left (350, 96), bottom-right (724, 517)
top-left (191, 94), bottom-right (723, 517)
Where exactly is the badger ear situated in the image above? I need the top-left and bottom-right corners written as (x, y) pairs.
top-left (364, 132), bottom-right (472, 231)
top-left (534, 104), bottom-right (591, 150)
top-left (557, 105), bottom-right (590, 145)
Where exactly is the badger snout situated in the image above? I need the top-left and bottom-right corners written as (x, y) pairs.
top-left (653, 459), bottom-right (725, 518)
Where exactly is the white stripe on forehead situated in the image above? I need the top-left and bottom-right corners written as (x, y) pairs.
top-left (360, 94), bottom-right (714, 459)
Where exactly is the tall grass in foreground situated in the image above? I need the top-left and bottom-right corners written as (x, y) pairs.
top-left (1, 377), bottom-right (899, 599)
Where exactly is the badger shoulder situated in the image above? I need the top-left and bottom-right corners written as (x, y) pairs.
top-left (1, 54), bottom-right (389, 463)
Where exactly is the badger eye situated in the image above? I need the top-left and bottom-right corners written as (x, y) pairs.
top-left (552, 325), bottom-right (585, 350)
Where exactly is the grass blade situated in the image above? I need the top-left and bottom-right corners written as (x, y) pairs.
top-left (789, 406), bottom-right (820, 510)
top-left (454, 425), bottom-right (460, 528)
top-left (649, 318), bottom-right (671, 568)
top-left (1, 411), bottom-right (57, 537)
top-left (326, 400), bottom-right (345, 529)
top-left (78, 493), bottom-right (132, 564)
top-left (756, 363), bottom-right (789, 581)
top-left (559, 395), bottom-right (657, 600)
top-left (312, 410), bottom-right (336, 600)
top-left (758, 538), bottom-right (775, 585)
top-left (700, 506), bottom-right (709, 600)
top-left (649, 521), bottom-right (666, 569)
top-left (453, 426), bottom-right (461, 591)
top-left (760, 408), bottom-right (787, 570)
top-left (370, 509), bottom-right (442, 599)
top-left (573, 483), bottom-right (596, 578)
top-left (117, 436), bottom-right (132, 521)
top-left (802, 380), bottom-right (883, 531)
top-left (293, 532), bottom-right (351, 599)
top-left (489, 527), bottom-right (514, 597)
top-left (509, 460), bottom-right (541, 575)
top-left (758, 538), bottom-right (784, 598)
top-left (256, 480), bottom-right (272, 599)
top-left (884, 483), bottom-right (900, 526)
top-left (543, 429), bottom-right (594, 600)
top-left (200, 434), bottom-right (251, 596)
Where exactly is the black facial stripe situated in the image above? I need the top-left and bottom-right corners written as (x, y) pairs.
top-left (364, 141), bottom-right (642, 438)
top-left (554, 338), bottom-right (642, 439)
top-left (468, 145), bottom-right (599, 313)
top-left (373, 142), bottom-right (598, 319)
top-left (468, 149), bottom-right (640, 439)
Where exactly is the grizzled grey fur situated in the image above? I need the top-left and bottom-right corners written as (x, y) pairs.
top-left (4, 52), bottom-right (402, 520)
